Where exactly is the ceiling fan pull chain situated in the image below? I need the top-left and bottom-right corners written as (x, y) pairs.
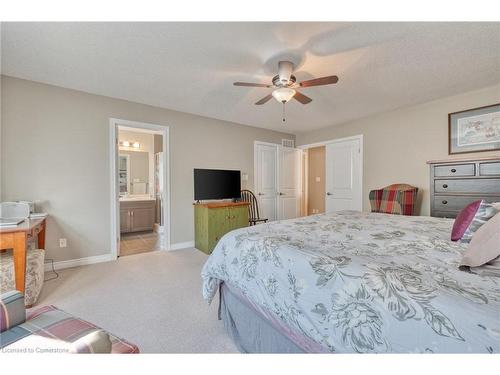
top-left (282, 102), bottom-right (286, 123)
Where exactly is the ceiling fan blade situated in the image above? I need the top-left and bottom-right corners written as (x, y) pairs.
top-left (299, 75), bottom-right (339, 88)
top-left (293, 91), bottom-right (313, 104)
top-left (234, 82), bottom-right (272, 88)
top-left (255, 94), bottom-right (273, 105)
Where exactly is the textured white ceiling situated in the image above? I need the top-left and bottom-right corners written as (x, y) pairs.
top-left (1, 22), bottom-right (499, 133)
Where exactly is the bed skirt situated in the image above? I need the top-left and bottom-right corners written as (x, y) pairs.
top-left (219, 283), bottom-right (325, 353)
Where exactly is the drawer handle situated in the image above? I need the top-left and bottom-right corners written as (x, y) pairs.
top-left (442, 184), bottom-right (448, 188)
top-left (450, 168), bottom-right (456, 173)
top-left (442, 200), bottom-right (448, 204)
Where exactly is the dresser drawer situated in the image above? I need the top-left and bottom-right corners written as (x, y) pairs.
top-left (433, 195), bottom-right (500, 212)
top-left (432, 211), bottom-right (460, 219)
top-left (433, 195), bottom-right (482, 212)
top-left (435, 178), bottom-right (500, 195)
top-left (479, 162), bottom-right (500, 176)
top-left (434, 163), bottom-right (475, 177)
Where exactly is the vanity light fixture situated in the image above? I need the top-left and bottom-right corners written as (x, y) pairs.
top-left (119, 140), bottom-right (140, 148)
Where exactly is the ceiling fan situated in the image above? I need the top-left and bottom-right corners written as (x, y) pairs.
top-left (233, 61), bottom-right (339, 122)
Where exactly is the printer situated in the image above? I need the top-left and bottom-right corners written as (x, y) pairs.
top-left (0, 201), bottom-right (31, 226)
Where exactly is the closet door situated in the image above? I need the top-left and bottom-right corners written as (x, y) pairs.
top-left (254, 143), bottom-right (278, 222)
top-left (325, 138), bottom-right (362, 212)
top-left (277, 146), bottom-right (302, 220)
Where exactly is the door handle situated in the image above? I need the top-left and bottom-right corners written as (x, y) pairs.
top-left (258, 192), bottom-right (264, 196)
top-left (326, 192), bottom-right (333, 196)
top-left (279, 192), bottom-right (285, 196)
top-left (442, 184), bottom-right (448, 188)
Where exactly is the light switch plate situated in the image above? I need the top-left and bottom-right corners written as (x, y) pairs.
top-left (59, 238), bottom-right (67, 248)
top-left (315, 177), bottom-right (321, 182)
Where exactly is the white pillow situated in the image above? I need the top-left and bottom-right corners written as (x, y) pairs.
top-left (461, 212), bottom-right (500, 268)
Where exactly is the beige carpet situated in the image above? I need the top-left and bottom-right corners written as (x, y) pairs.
top-left (38, 249), bottom-right (238, 353)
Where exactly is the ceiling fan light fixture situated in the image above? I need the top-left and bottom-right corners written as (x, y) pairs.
top-left (272, 87), bottom-right (296, 103)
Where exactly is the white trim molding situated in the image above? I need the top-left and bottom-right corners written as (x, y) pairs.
top-left (299, 134), bottom-right (364, 212)
top-left (168, 241), bottom-right (195, 251)
top-left (297, 134), bottom-right (364, 150)
top-left (44, 254), bottom-right (114, 272)
top-left (109, 118), bottom-right (171, 259)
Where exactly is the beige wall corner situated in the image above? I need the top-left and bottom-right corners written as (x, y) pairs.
top-left (306, 146), bottom-right (326, 215)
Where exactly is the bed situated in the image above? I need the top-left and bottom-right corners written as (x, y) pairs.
top-left (202, 211), bottom-right (500, 353)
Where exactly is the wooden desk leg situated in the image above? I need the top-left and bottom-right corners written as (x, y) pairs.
top-left (38, 223), bottom-right (46, 249)
top-left (13, 232), bottom-right (27, 294)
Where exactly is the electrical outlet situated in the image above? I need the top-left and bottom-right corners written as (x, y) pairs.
top-left (59, 238), bottom-right (67, 248)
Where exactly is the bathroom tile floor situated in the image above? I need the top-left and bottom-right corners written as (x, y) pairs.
top-left (119, 231), bottom-right (165, 257)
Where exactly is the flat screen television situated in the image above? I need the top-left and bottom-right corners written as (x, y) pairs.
top-left (194, 169), bottom-right (241, 201)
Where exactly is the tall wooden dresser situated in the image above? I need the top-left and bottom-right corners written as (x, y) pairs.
top-left (194, 201), bottom-right (249, 254)
top-left (428, 156), bottom-right (500, 218)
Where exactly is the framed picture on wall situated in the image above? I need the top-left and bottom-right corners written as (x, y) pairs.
top-left (449, 103), bottom-right (500, 154)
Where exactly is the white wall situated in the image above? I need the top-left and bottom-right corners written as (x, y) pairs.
top-left (297, 84), bottom-right (500, 215)
top-left (1, 76), bottom-right (294, 262)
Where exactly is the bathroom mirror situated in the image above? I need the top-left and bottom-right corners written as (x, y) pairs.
top-left (119, 151), bottom-right (149, 195)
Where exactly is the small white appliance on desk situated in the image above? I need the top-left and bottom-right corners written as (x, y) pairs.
top-left (0, 201), bottom-right (48, 227)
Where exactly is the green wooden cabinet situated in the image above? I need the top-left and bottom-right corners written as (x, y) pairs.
top-left (194, 202), bottom-right (249, 254)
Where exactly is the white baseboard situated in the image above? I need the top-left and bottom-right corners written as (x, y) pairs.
top-left (168, 241), bottom-right (195, 251)
top-left (154, 223), bottom-right (164, 233)
top-left (44, 254), bottom-right (114, 272)
top-left (44, 241), bottom-right (194, 272)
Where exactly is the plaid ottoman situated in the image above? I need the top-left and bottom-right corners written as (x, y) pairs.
top-left (1, 292), bottom-right (139, 353)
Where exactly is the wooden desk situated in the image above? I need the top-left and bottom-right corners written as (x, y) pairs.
top-left (0, 218), bottom-right (46, 294)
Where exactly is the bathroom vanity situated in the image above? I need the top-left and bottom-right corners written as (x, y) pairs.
top-left (120, 197), bottom-right (155, 233)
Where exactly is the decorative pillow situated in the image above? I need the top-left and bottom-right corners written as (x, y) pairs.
top-left (71, 329), bottom-right (112, 353)
top-left (451, 200), bottom-right (481, 241)
top-left (460, 201), bottom-right (498, 243)
top-left (460, 212), bottom-right (500, 267)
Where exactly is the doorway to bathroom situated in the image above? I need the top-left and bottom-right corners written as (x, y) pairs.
top-left (109, 119), bottom-right (170, 258)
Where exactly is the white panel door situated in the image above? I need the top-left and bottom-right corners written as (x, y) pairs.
top-left (255, 143), bottom-right (278, 222)
top-left (325, 138), bottom-right (362, 212)
top-left (278, 146), bottom-right (302, 220)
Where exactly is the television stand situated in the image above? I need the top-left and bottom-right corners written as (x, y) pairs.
top-left (193, 201), bottom-right (250, 254)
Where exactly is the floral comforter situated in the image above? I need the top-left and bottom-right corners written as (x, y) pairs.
top-left (201, 211), bottom-right (500, 353)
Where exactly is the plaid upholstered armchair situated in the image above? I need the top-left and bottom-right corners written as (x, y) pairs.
top-left (369, 184), bottom-right (419, 216)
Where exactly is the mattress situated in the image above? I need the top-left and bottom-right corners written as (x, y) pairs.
top-left (202, 211), bottom-right (500, 353)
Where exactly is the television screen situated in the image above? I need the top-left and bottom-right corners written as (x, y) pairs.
top-left (194, 169), bottom-right (241, 201)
